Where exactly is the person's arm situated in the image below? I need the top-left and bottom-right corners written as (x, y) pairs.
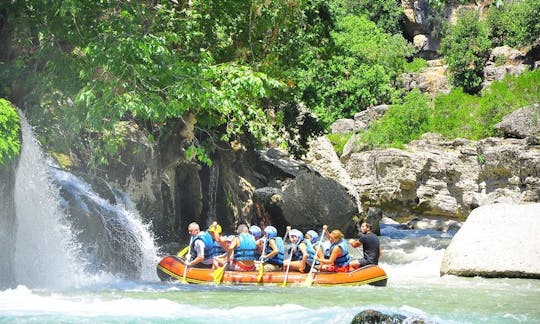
top-left (188, 241), bottom-right (205, 266)
top-left (263, 239), bottom-right (278, 259)
top-left (317, 246), bottom-right (341, 265)
top-left (350, 238), bottom-right (362, 248)
top-left (227, 237), bottom-right (238, 262)
top-left (299, 243), bottom-right (308, 272)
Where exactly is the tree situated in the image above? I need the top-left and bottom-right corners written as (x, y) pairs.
top-left (440, 9), bottom-right (491, 94)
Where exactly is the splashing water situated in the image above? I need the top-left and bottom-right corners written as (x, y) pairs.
top-left (13, 114), bottom-right (159, 289)
top-left (14, 116), bottom-right (84, 289)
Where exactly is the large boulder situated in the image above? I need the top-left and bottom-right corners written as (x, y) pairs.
top-left (494, 104), bottom-right (540, 140)
top-left (254, 145), bottom-right (360, 237)
top-left (440, 203), bottom-right (540, 278)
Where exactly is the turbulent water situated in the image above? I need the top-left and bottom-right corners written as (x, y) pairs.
top-left (1, 118), bottom-right (539, 323)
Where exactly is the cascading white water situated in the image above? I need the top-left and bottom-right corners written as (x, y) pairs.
top-left (206, 162), bottom-right (219, 226)
top-left (13, 114), bottom-right (159, 288)
top-left (14, 115), bottom-right (84, 289)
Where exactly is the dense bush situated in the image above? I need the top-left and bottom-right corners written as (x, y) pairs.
top-left (332, 0), bottom-right (404, 35)
top-left (0, 99), bottom-right (21, 165)
top-left (298, 15), bottom-right (414, 127)
top-left (440, 10), bottom-right (491, 94)
top-left (361, 89), bottom-right (430, 148)
top-left (486, 0), bottom-right (540, 48)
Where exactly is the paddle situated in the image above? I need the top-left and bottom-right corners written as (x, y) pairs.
top-left (212, 263), bottom-right (227, 284)
top-left (304, 225), bottom-right (327, 287)
top-left (176, 245), bottom-right (189, 258)
top-left (281, 226), bottom-right (292, 287)
top-left (256, 237), bottom-right (267, 282)
top-left (181, 236), bottom-right (194, 284)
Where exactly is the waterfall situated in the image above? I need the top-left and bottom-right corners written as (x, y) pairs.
top-left (14, 116), bottom-right (84, 289)
top-left (13, 115), bottom-right (159, 289)
top-left (206, 162), bottom-right (219, 226)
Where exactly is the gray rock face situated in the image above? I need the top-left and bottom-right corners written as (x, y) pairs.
top-left (344, 133), bottom-right (540, 219)
top-left (281, 172), bottom-right (359, 237)
top-left (483, 46), bottom-right (529, 89)
top-left (495, 104), bottom-right (540, 139)
top-left (440, 203), bottom-right (540, 278)
top-left (330, 118), bottom-right (355, 134)
top-left (256, 143), bottom-right (360, 237)
top-left (401, 60), bottom-right (450, 96)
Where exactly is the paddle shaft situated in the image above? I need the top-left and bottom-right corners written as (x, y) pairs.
top-left (281, 227), bottom-right (292, 286)
top-left (182, 236), bottom-right (194, 283)
top-left (305, 225), bottom-right (327, 286)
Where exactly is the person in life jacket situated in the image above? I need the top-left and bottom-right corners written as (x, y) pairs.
top-left (305, 230), bottom-right (319, 245)
top-left (259, 225), bottom-right (285, 272)
top-left (316, 229), bottom-right (351, 272)
top-left (227, 224), bottom-right (258, 271)
top-left (249, 225), bottom-right (264, 259)
top-left (207, 222), bottom-right (229, 268)
top-left (186, 222), bottom-right (221, 269)
top-left (283, 229), bottom-right (316, 273)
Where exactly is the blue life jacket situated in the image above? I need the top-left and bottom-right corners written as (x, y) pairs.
top-left (304, 239), bottom-right (316, 265)
top-left (234, 233), bottom-right (257, 261)
top-left (190, 231), bottom-right (215, 261)
top-left (325, 239), bottom-right (350, 267)
top-left (291, 239), bottom-right (317, 265)
top-left (264, 237), bottom-right (284, 265)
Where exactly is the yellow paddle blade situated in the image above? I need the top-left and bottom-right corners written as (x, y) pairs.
top-left (304, 272), bottom-right (315, 287)
top-left (212, 266), bottom-right (226, 284)
top-left (257, 265), bottom-right (264, 282)
top-left (176, 246), bottom-right (189, 257)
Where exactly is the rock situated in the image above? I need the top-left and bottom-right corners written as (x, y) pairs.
top-left (401, 61), bottom-right (450, 96)
top-left (489, 45), bottom-right (526, 64)
top-left (280, 172), bottom-right (359, 237)
top-left (482, 63), bottom-right (529, 89)
top-left (406, 217), bottom-right (462, 232)
top-left (305, 136), bottom-right (359, 208)
top-left (331, 118), bottom-right (355, 134)
top-left (344, 134), bottom-right (540, 220)
top-left (350, 309), bottom-right (408, 324)
top-left (354, 105), bottom-right (389, 131)
top-left (494, 104), bottom-right (540, 139)
top-left (259, 148), bottom-right (311, 178)
top-left (440, 203), bottom-right (540, 278)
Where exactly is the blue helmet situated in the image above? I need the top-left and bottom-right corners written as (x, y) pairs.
top-left (249, 225), bottom-right (262, 239)
top-left (289, 229), bottom-right (303, 242)
top-left (306, 230), bottom-right (319, 244)
top-left (264, 226), bottom-right (277, 239)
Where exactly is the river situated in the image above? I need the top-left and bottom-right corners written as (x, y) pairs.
top-left (1, 117), bottom-right (539, 323)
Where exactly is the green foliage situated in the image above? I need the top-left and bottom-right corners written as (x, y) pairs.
top-left (440, 9), bottom-right (491, 94)
top-left (486, 0), bottom-right (540, 48)
top-left (404, 58), bottom-right (428, 73)
top-left (1, 0), bottom-right (291, 166)
top-left (429, 88), bottom-right (484, 139)
top-left (356, 69), bottom-right (540, 149)
top-left (332, 0), bottom-right (405, 35)
top-left (0, 99), bottom-right (21, 165)
top-left (429, 68), bottom-right (540, 139)
top-left (326, 132), bottom-right (352, 156)
top-left (361, 90), bottom-right (430, 148)
top-left (298, 14), bottom-right (414, 126)
top-left (429, 0), bottom-right (476, 11)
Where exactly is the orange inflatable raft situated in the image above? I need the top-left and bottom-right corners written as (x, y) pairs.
top-left (156, 255), bottom-right (388, 287)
